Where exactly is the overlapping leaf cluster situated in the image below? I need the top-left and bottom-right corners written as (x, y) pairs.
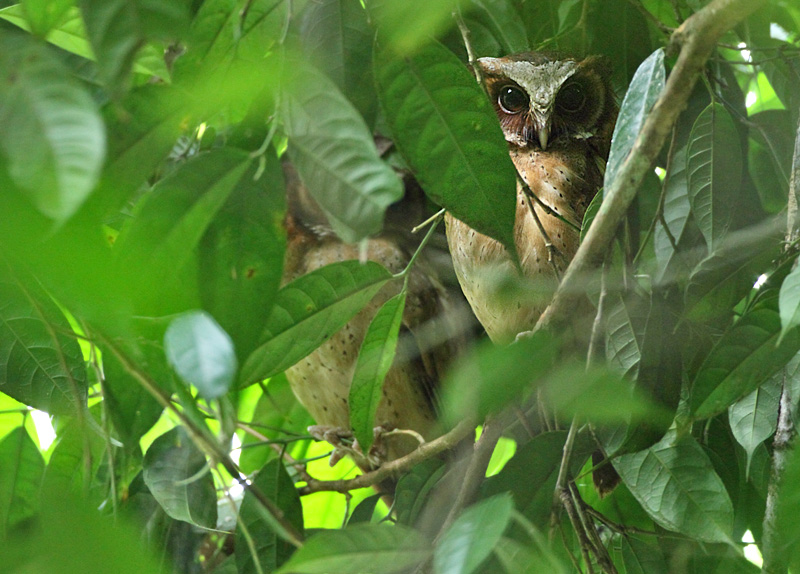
top-left (0, 0), bottom-right (799, 573)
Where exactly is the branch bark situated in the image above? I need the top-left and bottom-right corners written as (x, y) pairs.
top-left (534, 0), bottom-right (770, 334)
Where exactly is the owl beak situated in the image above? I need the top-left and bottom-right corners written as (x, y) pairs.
top-left (538, 125), bottom-right (550, 150)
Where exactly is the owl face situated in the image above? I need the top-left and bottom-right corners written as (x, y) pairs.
top-left (478, 52), bottom-right (614, 151)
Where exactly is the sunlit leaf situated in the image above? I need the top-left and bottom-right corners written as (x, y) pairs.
top-left (142, 427), bottom-right (217, 529)
top-left (692, 296), bottom-right (800, 419)
top-left (604, 48), bottom-right (664, 190)
top-left (375, 39), bottom-right (517, 253)
top-left (165, 310), bottom-right (237, 400)
top-left (686, 103), bottom-right (742, 251)
top-left (275, 523), bottom-right (430, 574)
top-left (349, 291), bottom-right (407, 451)
top-left (614, 433), bottom-right (733, 543)
top-left (22, 0), bottom-right (72, 37)
top-left (240, 260), bottom-right (393, 384)
top-left (236, 459), bottom-right (304, 574)
top-left (282, 58), bottom-right (403, 243)
top-left (434, 494), bottom-right (514, 574)
top-left (0, 264), bottom-right (87, 416)
top-left (0, 427), bottom-right (44, 538)
top-left (0, 32), bottom-right (105, 222)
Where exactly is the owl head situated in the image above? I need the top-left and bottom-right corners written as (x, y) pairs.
top-left (478, 52), bottom-right (616, 152)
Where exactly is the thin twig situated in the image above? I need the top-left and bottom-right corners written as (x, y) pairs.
top-left (524, 190), bottom-right (562, 277)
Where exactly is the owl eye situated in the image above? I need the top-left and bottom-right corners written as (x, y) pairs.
top-left (557, 82), bottom-right (586, 113)
top-left (498, 85), bottom-right (528, 114)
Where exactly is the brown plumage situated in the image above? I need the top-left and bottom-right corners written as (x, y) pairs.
top-left (445, 52), bottom-right (620, 495)
top-left (282, 160), bottom-right (468, 472)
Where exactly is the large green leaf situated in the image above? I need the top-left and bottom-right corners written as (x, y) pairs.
top-left (282, 58), bottom-right (403, 243)
top-left (440, 331), bottom-right (556, 427)
top-left (728, 368), bottom-right (781, 474)
top-left (142, 427), bottom-right (217, 529)
top-left (275, 523), bottom-right (430, 574)
top-left (300, 0), bottom-right (376, 125)
top-left (164, 310), bottom-right (237, 401)
top-left (236, 459), bottom-right (304, 574)
top-left (469, 0), bottom-right (529, 54)
top-left (0, 427), bottom-right (44, 538)
top-left (604, 48), bottom-right (665, 190)
top-left (0, 264), bottom-right (87, 416)
top-left (367, 0), bottom-right (459, 55)
top-left (78, 0), bottom-right (190, 89)
top-left (240, 260), bottom-right (393, 384)
top-left (614, 433), bottom-right (733, 543)
top-left (374, 39), bottom-right (517, 253)
top-left (0, 32), bottom-right (105, 222)
top-left (22, 0), bottom-right (72, 37)
top-left (686, 103), bottom-right (742, 252)
top-left (114, 148), bottom-right (254, 315)
top-left (434, 494), bottom-right (514, 574)
top-left (691, 296), bottom-right (800, 419)
top-left (198, 148), bottom-right (286, 361)
top-left (349, 291), bottom-right (407, 451)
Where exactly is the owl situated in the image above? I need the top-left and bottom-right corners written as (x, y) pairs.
top-left (282, 158), bottom-right (469, 474)
top-left (445, 52), bottom-right (618, 345)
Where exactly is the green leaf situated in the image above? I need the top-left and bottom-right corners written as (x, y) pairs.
top-left (275, 523), bottom-right (430, 574)
top-left (367, 0), bottom-right (459, 54)
top-left (580, 188), bottom-right (603, 244)
top-left (0, 264), bottom-right (87, 416)
top-left (748, 110), bottom-right (794, 214)
top-left (779, 260), bottom-right (800, 341)
top-left (374, 39), bottom-right (517, 253)
top-left (621, 537), bottom-right (668, 574)
top-left (691, 296), bottom-right (800, 419)
top-left (0, 427), bottom-right (44, 538)
top-left (441, 331), bottom-right (557, 427)
top-left (604, 48), bottom-right (664, 190)
top-left (164, 311), bottom-right (237, 401)
top-left (604, 293), bottom-right (647, 379)
top-left (240, 260), bottom-right (393, 384)
top-left (614, 433), bottom-right (733, 543)
top-left (78, 0), bottom-right (190, 89)
top-left (198, 149), bottom-right (286, 361)
top-left (728, 369), bottom-right (781, 474)
top-left (22, 0), bottom-right (73, 37)
top-left (142, 427), bottom-right (217, 529)
top-left (776, 441), bottom-right (800, 572)
top-left (469, 0), bottom-right (529, 54)
top-left (349, 291), bottom-right (407, 451)
top-left (0, 32), bottom-right (105, 222)
top-left (434, 494), bottom-right (514, 574)
top-left (115, 148), bottom-right (254, 315)
top-left (236, 459), bottom-right (304, 574)
top-left (493, 537), bottom-right (568, 574)
top-left (282, 58), bottom-right (403, 243)
top-left (395, 459), bottom-right (446, 526)
top-left (300, 0), bottom-right (376, 125)
top-left (686, 103), bottom-right (742, 251)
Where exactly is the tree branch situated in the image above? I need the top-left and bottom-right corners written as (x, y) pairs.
top-left (533, 0), bottom-right (770, 334)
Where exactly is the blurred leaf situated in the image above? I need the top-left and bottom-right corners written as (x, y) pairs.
top-left (348, 493), bottom-right (382, 525)
top-left (692, 295), bottom-right (800, 419)
top-left (275, 523), bottom-right (430, 574)
top-left (728, 371), bottom-right (780, 475)
top-left (143, 427), bottom-right (217, 529)
top-left (78, 0), bottom-right (190, 89)
top-left (441, 331), bottom-right (556, 427)
top-left (469, 0), bottom-right (528, 54)
top-left (41, 411), bottom-right (106, 498)
top-left (686, 103), bottom-right (742, 252)
top-left (165, 310), bottom-right (237, 400)
top-left (300, 0), bottom-right (376, 125)
top-left (0, 31), bottom-right (105, 222)
top-left (22, 0), bottom-right (73, 37)
top-left (519, 0), bottom-right (559, 46)
top-left (240, 260), bottom-right (393, 384)
top-left (605, 48), bottom-right (664, 190)
top-left (367, 0), bottom-right (458, 54)
top-left (236, 459), bottom-right (304, 574)
top-left (282, 58), bottom-right (403, 243)
top-left (0, 264), bottom-right (87, 416)
top-left (434, 494), bottom-right (514, 574)
top-left (780, 260), bottom-right (800, 341)
top-left (776, 440), bottom-right (800, 572)
top-left (748, 110), bottom-right (794, 214)
top-left (621, 537), bottom-right (668, 574)
top-left (0, 427), bottom-right (44, 538)
top-left (115, 148), bottom-right (255, 315)
top-left (395, 459), bottom-right (446, 526)
top-left (493, 536), bottom-right (568, 574)
top-left (375, 39), bottom-right (517, 253)
top-left (198, 149), bottom-right (286, 362)
top-left (349, 291), bottom-right (406, 451)
top-left (614, 433), bottom-right (733, 543)
top-left (589, 0), bottom-right (653, 87)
